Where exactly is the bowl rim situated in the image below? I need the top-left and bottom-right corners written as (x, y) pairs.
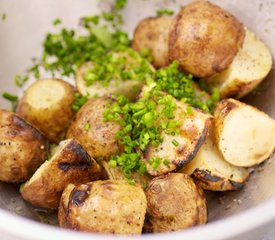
top-left (0, 197), bottom-right (275, 240)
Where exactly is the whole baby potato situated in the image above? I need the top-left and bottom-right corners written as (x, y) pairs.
top-left (168, 0), bottom-right (245, 78)
top-left (0, 109), bottom-right (49, 183)
top-left (16, 78), bottom-right (75, 143)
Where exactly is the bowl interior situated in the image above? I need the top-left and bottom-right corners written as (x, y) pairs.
top-left (0, 0), bottom-right (274, 233)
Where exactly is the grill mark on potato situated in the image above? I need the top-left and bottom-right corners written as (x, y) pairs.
top-left (70, 185), bottom-right (91, 207)
top-left (219, 99), bottom-right (238, 118)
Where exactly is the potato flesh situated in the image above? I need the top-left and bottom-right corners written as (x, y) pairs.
top-left (214, 99), bottom-right (275, 167)
top-left (21, 138), bottom-right (103, 209)
top-left (182, 124), bottom-right (250, 191)
top-left (59, 180), bottom-right (147, 235)
top-left (143, 97), bottom-right (211, 176)
top-left (144, 173), bottom-right (207, 233)
top-left (208, 29), bottom-right (273, 98)
top-left (16, 78), bottom-right (75, 143)
top-left (132, 16), bottom-right (172, 68)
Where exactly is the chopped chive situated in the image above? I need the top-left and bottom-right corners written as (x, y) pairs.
top-left (172, 139), bottom-right (179, 147)
top-left (2, 92), bottom-right (18, 102)
top-left (156, 9), bottom-right (174, 17)
top-left (53, 18), bottom-right (61, 26)
top-left (109, 160), bottom-right (117, 168)
top-left (84, 122), bottom-right (90, 131)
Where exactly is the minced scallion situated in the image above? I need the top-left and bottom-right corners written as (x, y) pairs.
top-left (71, 92), bottom-right (89, 112)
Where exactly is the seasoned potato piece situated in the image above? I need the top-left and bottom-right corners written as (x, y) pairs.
top-left (144, 173), bottom-right (207, 233)
top-left (169, 1), bottom-right (245, 78)
top-left (182, 123), bottom-right (250, 191)
top-left (21, 138), bottom-right (104, 209)
top-left (58, 180), bottom-right (147, 234)
top-left (16, 78), bottom-right (75, 143)
top-left (66, 96), bottom-right (123, 159)
top-left (132, 16), bottom-right (172, 68)
top-left (142, 95), bottom-right (211, 176)
top-left (0, 109), bottom-right (49, 183)
top-left (214, 98), bottom-right (275, 167)
top-left (101, 160), bottom-right (152, 188)
top-left (76, 50), bottom-right (154, 101)
top-left (207, 29), bottom-right (273, 98)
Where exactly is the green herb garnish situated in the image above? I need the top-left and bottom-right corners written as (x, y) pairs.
top-left (156, 9), bottom-right (174, 17)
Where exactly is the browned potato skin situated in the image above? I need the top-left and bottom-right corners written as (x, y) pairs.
top-left (16, 78), bottom-right (75, 143)
top-left (132, 16), bottom-right (172, 68)
top-left (0, 109), bottom-right (49, 183)
top-left (144, 173), bottom-right (207, 233)
top-left (21, 138), bottom-right (104, 209)
top-left (59, 180), bottom-right (147, 234)
top-left (66, 96), bottom-right (123, 160)
top-left (168, 1), bottom-right (245, 78)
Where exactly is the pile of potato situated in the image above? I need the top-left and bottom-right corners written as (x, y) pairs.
top-left (0, 0), bottom-right (274, 235)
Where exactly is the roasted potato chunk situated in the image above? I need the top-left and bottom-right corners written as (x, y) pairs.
top-left (214, 98), bottom-right (275, 167)
top-left (101, 160), bottom-right (152, 188)
top-left (142, 94), bottom-right (211, 176)
top-left (21, 138), bottom-right (104, 209)
top-left (207, 29), bottom-right (273, 98)
top-left (16, 78), bottom-right (75, 143)
top-left (58, 180), bottom-right (147, 234)
top-left (76, 50), bottom-right (154, 101)
top-left (0, 109), bottom-right (49, 183)
top-left (66, 96), bottom-right (123, 159)
top-left (132, 16), bottom-right (172, 68)
top-left (144, 173), bottom-right (207, 233)
top-left (168, 1), bottom-right (245, 77)
top-left (182, 122), bottom-right (250, 191)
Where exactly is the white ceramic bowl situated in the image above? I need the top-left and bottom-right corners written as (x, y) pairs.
top-left (0, 1), bottom-right (274, 239)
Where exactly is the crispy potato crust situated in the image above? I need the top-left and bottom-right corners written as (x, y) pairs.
top-left (0, 109), bottom-right (49, 182)
top-left (21, 138), bottom-right (104, 209)
top-left (144, 173), bottom-right (207, 233)
top-left (66, 96), bottom-right (123, 160)
top-left (168, 1), bottom-right (245, 77)
top-left (132, 16), bottom-right (172, 68)
top-left (59, 180), bottom-right (147, 234)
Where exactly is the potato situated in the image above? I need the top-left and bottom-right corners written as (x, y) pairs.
top-left (144, 173), bottom-right (207, 233)
top-left (142, 93), bottom-right (211, 176)
top-left (0, 109), bottom-right (49, 183)
top-left (76, 50), bottom-right (154, 101)
top-left (101, 160), bottom-right (152, 188)
top-left (207, 29), bottom-right (273, 98)
top-left (66, 96), bottom-right (123, 160)
top-left (16, 78), bottom-right (75, 143)
top-left (214, 98), bottom-right (275, 167)
top-left (132, 16), bottom-right (172, 68)
top-left (58, 180), bottom-right (147, 234)
top-left (182, 122), bottom-right (250, 191)
top-left (168, 1), bottom-right (245, 78)
top-left (21, 138), bottom-right (104, 209)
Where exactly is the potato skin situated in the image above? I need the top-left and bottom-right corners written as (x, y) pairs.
top-left (66, 96), bottom-right (123, 160)
top-left (144, 173), bottom-right (207, 233)
top-left (21, 138), bottom-right (104, 209)
top-left (168, 1), bottom-right (245, 77)
top-left (0, 109), bottom-right (49, 182)
top-left (16, 78), bottom-right (75, 143)
top-left (132, 16), bottom-right (172, 68)
top-left (59, 180), bottom-right (147, 234)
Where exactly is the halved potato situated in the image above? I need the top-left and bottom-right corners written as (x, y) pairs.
top-left (58, 180), bottom-right (147, 234)
top-left (207, 29), bottom-right (273, 98)
top-left (141, 92), bottom-right (211, 176)
top-left (214, 98), bottom-right (275, 167)
top-left (21, 138), bottom-right (104, 209)
top-left (101, 160), bottom-right (152, 188)
top-left (16, 78), bottom-right (75, 143)
top-left (168, 0), bottom-right (245, 77)
top-left (76, 50), bottom-right (154, 101)
top-left (66, 96), bottom-right (123, 160)
top-left (144, 173), bottom-right (207, 233)
top-left (181, 123), bottom-right (250, 191)
top-left (0, 109), bottom-right (49, 183)
top-left (132, 16), bottom-right (172, 68)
